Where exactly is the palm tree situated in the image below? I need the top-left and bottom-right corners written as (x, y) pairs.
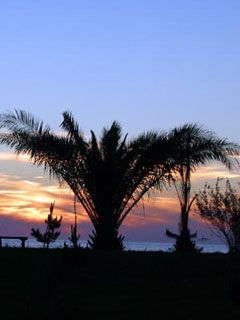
top-left (166, 124), bottom-right (239, 252)
top-left (0, 110), bottom-right (174, 250)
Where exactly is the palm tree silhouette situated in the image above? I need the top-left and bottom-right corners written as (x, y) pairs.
top-left (0, 110), bottom-right (175, 250)
top-left (166, 124), bottom-right (239, 252)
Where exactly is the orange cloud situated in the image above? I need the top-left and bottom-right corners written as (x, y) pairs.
top-left (0, 151), bottom-right (239, 241)
top-left (0, 152), bottom-right (30, 162)
top-left (191, 164), bottom-right (240, 182)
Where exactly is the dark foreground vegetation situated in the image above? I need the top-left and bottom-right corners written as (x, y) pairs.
top-left (1, 249), bottom-right (240, 319)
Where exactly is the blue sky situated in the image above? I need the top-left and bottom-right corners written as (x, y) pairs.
top-left (0, 1), bottom-right (240, 242)
top-left (0, 0), bottom-right (239, 138)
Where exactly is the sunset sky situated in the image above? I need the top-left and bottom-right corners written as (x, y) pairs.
top-left (0, 1), bottom-right (240, 243)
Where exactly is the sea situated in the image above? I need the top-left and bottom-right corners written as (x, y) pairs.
top-left (1, 239), bottom-right (228, 253)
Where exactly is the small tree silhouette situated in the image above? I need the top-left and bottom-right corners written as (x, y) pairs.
top-left (196, 178), bottom-right (240, 253)
top-left (31, 202), bottom-right (62, 248)
top-left (69, 196), bottom-right (80, 248)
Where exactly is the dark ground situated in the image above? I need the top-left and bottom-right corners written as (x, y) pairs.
top-left (0, 248), bottom-right (240, 319)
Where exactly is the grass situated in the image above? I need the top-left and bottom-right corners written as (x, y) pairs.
top-left (0, 248), bottom-right (240, 319)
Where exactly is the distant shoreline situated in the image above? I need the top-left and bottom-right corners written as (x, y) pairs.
top-left (0, 238), bottom-right (228, 253)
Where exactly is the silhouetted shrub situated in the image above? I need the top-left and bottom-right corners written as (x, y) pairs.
top-left (31, 202), bottom-right (62, 248)
top-left (197, 178), bottom-right (240, 253)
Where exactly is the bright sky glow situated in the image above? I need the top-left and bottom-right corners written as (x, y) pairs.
top-left (0, 154), bottom-right (239, 242)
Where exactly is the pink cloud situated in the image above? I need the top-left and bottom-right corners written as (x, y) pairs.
top-left (0, 152), bottom-right (239, 242)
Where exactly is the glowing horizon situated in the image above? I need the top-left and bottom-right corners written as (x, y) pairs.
top-left (0, 150), bottom-right (239, 242)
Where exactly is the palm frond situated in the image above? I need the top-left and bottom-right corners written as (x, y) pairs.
top-left (168, 123), bottom-right (239, 170)
top-left (100, 121), bottom-right (122, 160)
top-left (0, 109), bottom-right (50, 135)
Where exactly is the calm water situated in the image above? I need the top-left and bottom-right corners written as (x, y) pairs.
top-left (1, 239), bottom-right (228, 253)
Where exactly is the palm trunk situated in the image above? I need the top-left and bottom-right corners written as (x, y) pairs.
top-left (174, 164), bottom-right (198, 252)
top-left (181, 204), bottom-right (189, 232)
top-left (88, 218), bottom-right (124, 250)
